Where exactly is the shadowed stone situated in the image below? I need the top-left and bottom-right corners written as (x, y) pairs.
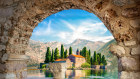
top-left (1, 53), bottom-right (8, 62)
top-left (130, 19), bottom-right (140, 28)
top-left (113, 0), bottom-right (135, 6)
top-left (0, 45), bottom-right (6, 51)
top-left (138, 31), bottom-right (140, 41)
top-left (122, 7), bottom-right (140, 18)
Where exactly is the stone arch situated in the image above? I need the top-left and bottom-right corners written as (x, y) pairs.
top-left (0, 0), bottom-right (140, 79)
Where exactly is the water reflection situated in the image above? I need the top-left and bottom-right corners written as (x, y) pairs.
top-left (27, 69), bottom-right (118, 79)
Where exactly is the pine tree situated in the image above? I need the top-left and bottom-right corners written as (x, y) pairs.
top-left (44, 47), bottom-right (51, 63)
top-left (69, 46), bottom-right (72, 55)
top-left (51, 49), bottom-right (55, 62)
top-left (64, 49), bottom-right (68, 58)
top-left (61, 44), bottom-right (64, 58)
top-left (54, 48), bottom-right (60, 60)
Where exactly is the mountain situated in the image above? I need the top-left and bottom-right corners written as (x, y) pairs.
top-left (97, 39), bottom-right (118, 69)
top-left (26, 39), bottom-right (105, 66)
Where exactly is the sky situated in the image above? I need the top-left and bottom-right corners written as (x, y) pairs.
top-left (31, 9), bottom-right (114, 44)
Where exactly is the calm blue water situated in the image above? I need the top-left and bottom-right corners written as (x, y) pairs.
top-left (27, 69), bottom-right (118, 79)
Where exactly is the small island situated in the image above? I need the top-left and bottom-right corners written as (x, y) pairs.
top-left (41, 44), bottom-right (107, 70)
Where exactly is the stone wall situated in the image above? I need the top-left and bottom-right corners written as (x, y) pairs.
top-left (75, 57), bottom-right (86, 68)
top-left (0, 0), bottom-right (140, 79)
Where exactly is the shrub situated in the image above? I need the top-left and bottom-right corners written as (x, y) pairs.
top-left (100, 63), bottom-right (104, 66)
top-left (93, 61), bottom-right (99, 65)
top-left (42, 64), bottom-right (46, 69)
top-left (81, 62), bottom-right (91, 68)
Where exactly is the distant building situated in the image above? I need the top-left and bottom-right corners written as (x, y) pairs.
top-left (54, 58), bottom-right (73, 68)
top-left (53, 54), bottom-right (86, 68)
top-left (68, 54), bottom-right (86, 68)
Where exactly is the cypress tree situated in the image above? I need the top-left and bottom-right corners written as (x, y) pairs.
top-left (69, 46), bottom-right (72, 55)
top-left (90, 57), bottom-right (93, 65)
top-left (51, 49), bottom-right (55, 62)
top-left (89, 49), bottom-right (91, 61)
top-left (80, 50), bottom-right (82, 55)
top-left (44, 47), bottom-right (51, 63)
top-left (93, 51), bottom-right (98, 65)
top-left (54, 48), bottom-right (60, 60)
top-left (64, 49), bottom-right (68, 58)
top-left (61, 44), bottom-right (64, 58)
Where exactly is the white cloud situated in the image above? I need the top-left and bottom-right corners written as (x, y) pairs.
top-left (56, 19), bottom-right (114, 44)
top-left (33, 20), bottom-right (53, 36)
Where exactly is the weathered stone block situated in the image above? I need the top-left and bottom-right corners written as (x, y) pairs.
top-left (120, 71), bottom-right (140, 79)
top-left (1, 53), bottom-right (8, 62)
top-left (110, 45), bottom-right (125, 57)
top-left (131, 45), bottom-right (140, 55)
top-left (130, 19), bottom-right (140, 28)
top-left (0, 63), bottom-right (6, 72)
top-left (120, 57), bottom-right (140, 71)
top-left (0, 45), bottom-right (6, 51)
top-left (0, 73), bottom-right (16, 79)
top-left (124, 41), bottom-right (136, 46)
top-left (113, 0), bottom-right (135, 6)
top-left (0, 7), bottom-right (13, 17)
top-left (1, 36), bottom-right (8, 44)
top-left (122, 7), bottom-right (140, 18)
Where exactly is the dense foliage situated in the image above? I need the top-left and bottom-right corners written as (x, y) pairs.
top-left (44, 45), bottom-right (107, 66)
top-left (81, 62), bottom-right (91, 68)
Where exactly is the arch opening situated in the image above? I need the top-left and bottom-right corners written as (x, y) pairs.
top-left (27, 9), bottom-right (118, 79)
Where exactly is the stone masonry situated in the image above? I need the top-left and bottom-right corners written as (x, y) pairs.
top-left (0, 0), bottom-right (140, 79)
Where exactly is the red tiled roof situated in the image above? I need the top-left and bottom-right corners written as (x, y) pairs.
top-left (55, 59), bottom-right (67, 61)
top-left (71, 54), bottom-right (85, 58)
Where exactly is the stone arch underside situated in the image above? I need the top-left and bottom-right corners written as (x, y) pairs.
top-left (0, 0), bottom-right (140, 79)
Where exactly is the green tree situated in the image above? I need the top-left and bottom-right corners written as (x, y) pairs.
top-left (97, 53), bottom-right (101, 64)
top-left (93, 51), bottom-right (98, 65)
top-left (69, 46), bottom-right (72, 55)
top-left (60, 44), bottom-right (64, 58)
top-left (51, 49), bottom-right (55, 62)
top-left (54, 48), bottom-right (60, 60)
top-left (64, 49), bottom-right (68, 58)
top-left (44, 47), bottom-right (51, 63)
top-left (89, 49), bottom-right (91, 57)
top-left (80, 50), bottom-right (82, 55)
top-left (101, 55), bottom-right (107, 65)
top-left (90, 57), bottom-right (93, 65)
